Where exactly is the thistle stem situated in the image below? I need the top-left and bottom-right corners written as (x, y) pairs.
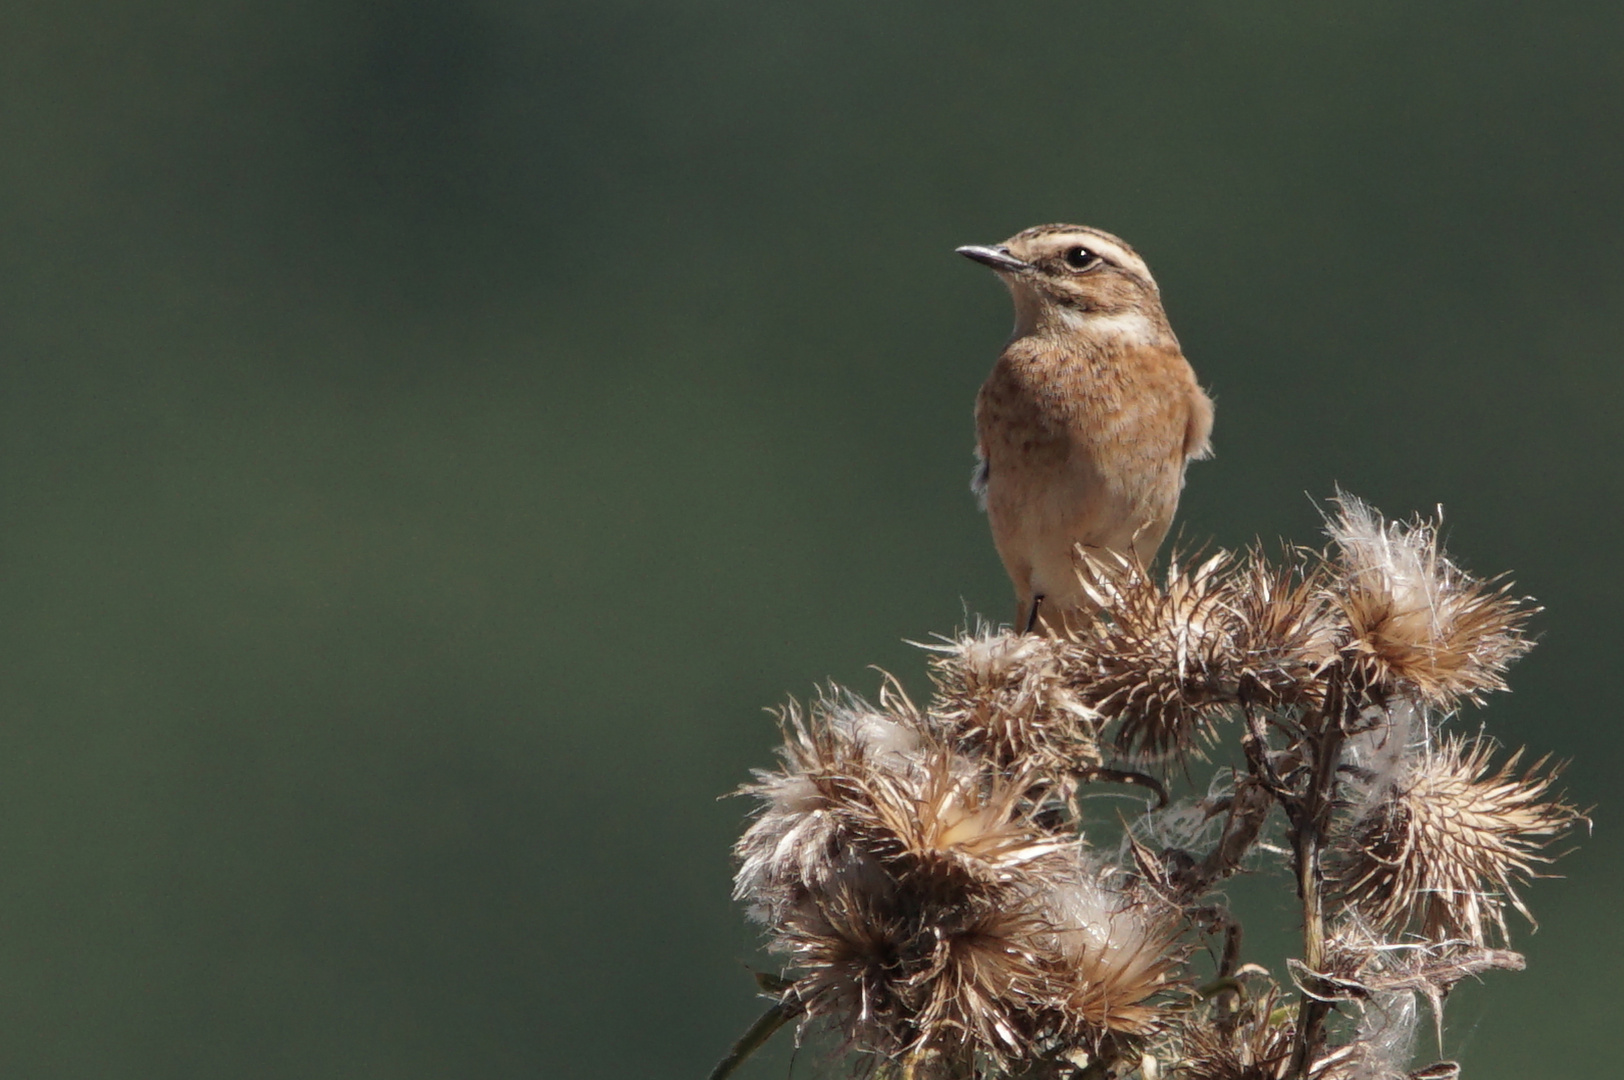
top-left (1287, 672), bottom-right (1347, 1079)
top-left (706, 1002), bottom-right (793, 1080)
top-left (1289, 821), bottom-right (1329, 1079)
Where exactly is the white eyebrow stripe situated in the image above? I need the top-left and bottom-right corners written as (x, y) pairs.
top-left (1077, 235), bottom-right (1150, 279)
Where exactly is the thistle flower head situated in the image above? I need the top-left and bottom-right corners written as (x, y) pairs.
top-left (774, 874), bottom-right (1060, 1074)
top-left (1064, 550), bottom-right (1238, 762)
top-left (1329, 735), bottom-right (1583, 945)
top-left (850, 748), bottom-right (1072, 885)
top-left (1227, 546), bottom-right (1340, 708)
top-left (733, 692), bottom-right (928, 924)
top-left (1173, 985), bottom-right (1296, 1080)
top-left (1040, 859), bottom-right (1185, 1039)
top-left (1325, 495), bottom-right (1536, 708)
top-left (737, 704), bottom-right (1067, 1073)
top-left (922, 627), bottom-right (1103, 773)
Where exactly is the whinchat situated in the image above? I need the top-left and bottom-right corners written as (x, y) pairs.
top-left (958, 224), bottom-right (1214, 633)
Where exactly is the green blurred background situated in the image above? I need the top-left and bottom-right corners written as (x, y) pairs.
top-left (1, 2), bottom-right (1618, 1076)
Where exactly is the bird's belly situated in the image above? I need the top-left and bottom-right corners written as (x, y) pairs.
top-left (987, 451), bottom-right (1174, 607)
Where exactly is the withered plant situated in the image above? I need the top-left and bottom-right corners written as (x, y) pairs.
top-left (716, 494), bottom-right (1585, 1080)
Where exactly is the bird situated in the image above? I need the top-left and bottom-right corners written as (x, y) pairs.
top-left (957, 223), bottom-right (1214, 634)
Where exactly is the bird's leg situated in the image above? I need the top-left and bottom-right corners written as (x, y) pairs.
top-left (1021, 595), bottom-right (1044, 635)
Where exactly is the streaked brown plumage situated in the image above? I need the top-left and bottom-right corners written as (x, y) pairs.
top-left (958, 224), bottom-right (1213, 633)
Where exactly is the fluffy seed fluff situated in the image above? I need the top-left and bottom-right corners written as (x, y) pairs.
top-left (1339, 700), bottom-right (1426, 820)
top-left (1041, 857), bottom-right (1186, 1039)
top-left (1325, 495), bottom-right (1536, 709)
top-left (1329, 735), bottom-right (1583, 946)
top-left (732, 693), bottom-right (929, 926)
top-left (1339, 991), bottom-right (1420, 1080)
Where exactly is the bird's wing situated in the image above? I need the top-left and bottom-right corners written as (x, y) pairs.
top-left (1183, 386), bottom-right (1216, 461)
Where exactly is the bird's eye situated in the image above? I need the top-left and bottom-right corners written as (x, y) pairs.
top-left (1062, 246), bottom-right (1097, 270)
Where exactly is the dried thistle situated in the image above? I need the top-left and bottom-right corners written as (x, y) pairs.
top-left (1305, 917), bottom-right (1526, 1066)
top-left (737, 705), bottom-right (1061, 1073)
top-left (1324, 495), bottom-right (1537, 709)
top-left (1040, 859), bottom-right (1186, 1040)
top-left (734, 690), bottom-right (1183, 1076)
top-left (720, 492), bottom-right (1580, 1080)
top-left (846, 748), bottom-right (1072, 885)
top-left (922, 627), bottom-right (1104, 773)
top-left (733, 692), bottom-right (930, 924)
top-left (1174, 985), bottom-right (1296, 1080)
top-left (772, 867), bottom-right (1061, 1074)
top-left (1329, 736), bottom-right (1583, 946)
top-left (1063, 550), bottom-right (1239, 762)
top-left (1227, 546), bottom-right (1341, 708)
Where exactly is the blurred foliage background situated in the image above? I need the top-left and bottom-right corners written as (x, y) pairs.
top-left (0, 2), bottom-right (1619, 1077)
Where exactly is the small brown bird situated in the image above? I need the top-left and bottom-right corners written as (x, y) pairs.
top-left (958, 224), bottom-right (1214, 633)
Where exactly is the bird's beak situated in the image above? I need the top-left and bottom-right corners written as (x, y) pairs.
top-left (956, 245), bottom-right (1031, 274)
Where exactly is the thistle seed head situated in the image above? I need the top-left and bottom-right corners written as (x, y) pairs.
top-left (1063, 550), bottom-right (1239, 762)
top-left (773, 874), bottom-right (1060, 1075)
top-left (1227, 546), bottom-right (1341, 708)
top-left (733, 692), bottom-right (930, 924)
top-left (1325, 495), bottom-right (1537, 709)
top-left (1040, 862), bottom-right (1185, 1039)
top-left (1173, 985), bottom-right (1296, 1080)
top-left (922, 627), bottom-right (1104, 773)
top-left (1329, 735), bottom-right (1584, 946)
top-left (736, 688), bottom-right (1186, 1075)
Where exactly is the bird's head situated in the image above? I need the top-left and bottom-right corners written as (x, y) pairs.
top-left (957, 224), bottom-right (1173, 344)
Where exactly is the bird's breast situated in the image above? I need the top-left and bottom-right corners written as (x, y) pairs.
top-left (976, 337), bottom-right (1193, 467)
top-left (974, 336), bottom-right (1199, 550)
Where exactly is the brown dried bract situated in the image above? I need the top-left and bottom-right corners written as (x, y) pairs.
top-left (735, 691), bottom-right (1185, 1076)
